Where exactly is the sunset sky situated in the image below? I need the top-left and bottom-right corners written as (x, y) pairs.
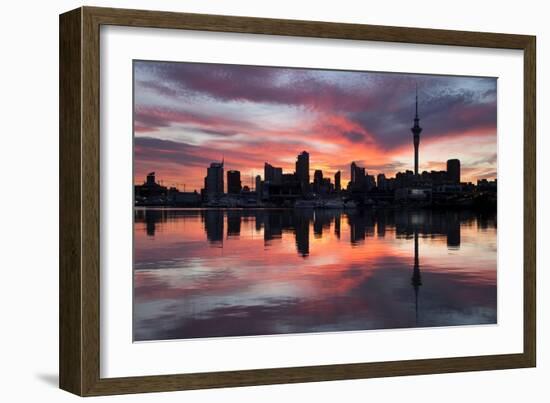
top-left (133, 61), bottom-right (497, 191)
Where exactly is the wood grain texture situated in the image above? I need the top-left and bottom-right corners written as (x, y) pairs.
top-left (81, 6), bottom-right (102, 396)
top-left (59, 8), bottom-right (82, 396)
top-left (523, 37), bottom-right (536, 367)
top-left (59, 6), bottom-right (537, 396)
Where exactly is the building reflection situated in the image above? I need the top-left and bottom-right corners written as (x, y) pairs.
top-left (134, 207), bottom-right (498, 339)
top-left (132, 208), bottom-right (499, 258)
top-left (262, 210), bottom-right (288, 242)
top-left (376, 209), bottom-right (386, 238)
top-left (134, 209), bottom-right (168, 237)
top-left (226, 210), bottom-right (241, 237)
top-left (313, 210), bottom-right (332, 239)
top-left (202, 210), bottom-right (224, 245)
top-left (445, 213), bottom-right (460, 249)
top-left (412, 230), bottom-right (422, 325)
top-left (393, 209), bottom-right (462, 249)
top-left (348, 211), bottom-right (376, 245)
top-left (348, 212), bottom-right (365, 244)
top-left (334, 212), bottom-right (341, 239)
top-left (295, 210), bottom-right (311, 257)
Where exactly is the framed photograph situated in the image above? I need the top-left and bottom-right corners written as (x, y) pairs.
top-left (59, 6), bottom-right (536, 396)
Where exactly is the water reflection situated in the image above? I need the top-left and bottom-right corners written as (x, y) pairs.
top-left (134, 208), bottom-right (497, 341)
top-left (412, 231), bottom-right (422, 324)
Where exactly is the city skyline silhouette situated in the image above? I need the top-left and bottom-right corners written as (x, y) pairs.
top-left (134, 60), bottom-right (497, 192)
top-left (132, 59), bottom-right (498, 341)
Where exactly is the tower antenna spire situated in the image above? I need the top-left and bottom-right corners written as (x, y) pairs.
top-left (415, 82), bottom-right (419, 119)
top-left (411, 83), bottom-right (422, 175)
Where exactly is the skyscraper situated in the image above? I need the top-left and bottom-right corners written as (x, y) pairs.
top-left (313, 169), bottom-right (323, 183)
top-left (264, 162), bottom-right (282, 185)
top-left (335, 171), bottom-right (341, 192)
top-left (313, 169), bottom-right (323, 193)
top-left (411, 86), bottom-right (423, 175)
top-left (447, 159), bottom-right (461, 184)
top-left (296, 151), bottom-right (310, 193)
top-left (146, 172), bottom-right (156, 186)
top-left (377, 173), bottom-right (387, 191)
top-left (227, 170), bottom-right (242, 194)
top-left (255, 174), bottom-right (262, 192)
top-left (205, 161), bottom-right (224, 198)
top-left (264, 163), bottom-right (274, 183)
top-left (350, 162), bottom-right (365, 190)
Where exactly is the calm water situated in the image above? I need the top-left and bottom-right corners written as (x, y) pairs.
top-left (133, 208), bottom-right (497, 341)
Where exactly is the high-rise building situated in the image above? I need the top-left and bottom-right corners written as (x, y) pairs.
top-left (274, 168), bottom-right (282, 184)
top-left (335, 171), bottom-right (341, 192)
top-left (411, 86), bottom-right (423, 175)
top-left (366, 174), bottom-right (376, 191)
top-left (255, 174), bottom-right (262, 193)
top-left (264, 162), bottom-right (283, 185)
top-left (350, 162), bottom-right (366, 190)
top-left (311, 170), bottom-right (333, 194)
top-left (351, 162), bottom-right (357, 184)
top-left (264, 162), bottom-right (274, 183)
top-left (313, 169), bottom-right (323, 193)
top-left (227, 170), bottom-right (242, 194)
top-left (296, 151), bottom-right (310, 192)
top-left (146, 172), bottom-right (156, 186)
top-left (321, 178), bottom-right (333, 194)
top-left (447, 159), bottom-right (461, 184)
top-left (205, 161), bottom-right (224, 198)
top-left (377, 173), bottom-right (387, 191)
top-left (313, 169), bottom-right (323, 183)
top-left (135, 172), bottom-right (168, 199)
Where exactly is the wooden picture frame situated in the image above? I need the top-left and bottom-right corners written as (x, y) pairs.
top-left (59, 6), bottom-right (536, 396)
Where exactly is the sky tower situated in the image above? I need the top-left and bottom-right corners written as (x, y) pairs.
top-left (411, 86), bottom-right (423, 175)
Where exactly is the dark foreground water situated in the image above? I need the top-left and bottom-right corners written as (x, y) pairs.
top-left (133, 208), bottom-right (497, 341)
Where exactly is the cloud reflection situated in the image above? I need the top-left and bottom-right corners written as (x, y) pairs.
top-left (134, 208), bottom-right (497, 341)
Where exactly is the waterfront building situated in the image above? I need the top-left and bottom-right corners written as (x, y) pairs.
top-left (335, 171), bottom-right (341, 192)
top-left (205, 161), bottom-right (224, 199)
top-left (264, 162), bottom-right (283, 185)
top-left (134, 172), bottom-right (168, 199)
top-left (447, 159), bottom-right (461, 184)
top-left (227, 170), bottom-right (242, 194)
top-left (296, 151), bottom-right (310, 193)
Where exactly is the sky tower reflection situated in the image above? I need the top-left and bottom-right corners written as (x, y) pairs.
top-left (133, 208), bottom-right (496, 341)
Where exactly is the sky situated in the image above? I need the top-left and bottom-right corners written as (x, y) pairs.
top-left (133, 61), bottom-right (497, 191)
